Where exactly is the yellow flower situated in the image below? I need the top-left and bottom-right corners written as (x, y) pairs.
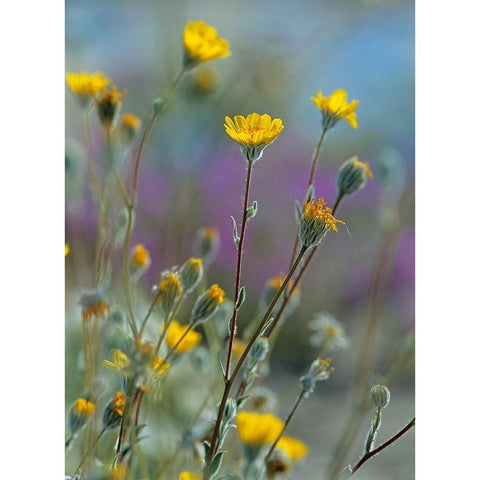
top-left (66, 72), bottom-right (111, 106)
top-left (65, 243), bottom-right (70, 256)
top-left (151, 356), bottom-right (170, 380)
top-left (207, 284), bottom-right (225, 305)
top-left (311, 88), bottom-right (359, 130)
top-left (96, 85), bottom-right (128, 128)
top-left (179, 473), bottom-right (202, 480)
top-left (166, 320), bottom-right (202, 352)
top-left (183, 20), bottom-right (230, 67)
top-left (131, 244), bottom-right (151, 270)
top-left (236, 411), bottom-right (284, 446)
top-left (111, 391), bottom-right (126, 416)
top-left (276, 436), bottom-right (309, 461)
top-left (353, 158), bottom-right (373, 179)
top-left (225, 113), bottom-right (284, 162)
top-left (103, 349), bottom-right (130, 374)
top-left (72, 398), bottom-right (95, 417)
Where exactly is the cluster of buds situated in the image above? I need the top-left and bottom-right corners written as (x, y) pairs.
top-left (298, 198), bottom-right (344, 249)
top-left (336, 156), bottom-right (373, 197)
top-left (299, 358), bottom-right (334, 397)
top-left (238, 337), bottom-right (270, 400)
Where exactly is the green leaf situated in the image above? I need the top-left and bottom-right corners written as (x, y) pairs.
top-left (210, 450), bottom-right (225, 477)
top-left (230, 216), bottom-right (240, 247)
top-left (235, 286), bottom-right (246, 310)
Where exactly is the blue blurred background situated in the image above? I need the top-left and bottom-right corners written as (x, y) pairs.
top-left (66, 1), bottom-right (414, 477)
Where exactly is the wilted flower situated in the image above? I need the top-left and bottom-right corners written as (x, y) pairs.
top-left (266, 449), bottom-right (291, 478)
top-left (103, 391), bottom-right (125, 429)
top-left (156, 272), bottom-right (183, 314)
top-left (191, 284), bottom-right (225, 323)
top-left (309, 311), bottom-right (349, 351)
top-left (183, 20), bottom-right (230, 68)
top-left (68, 398), bottom-right (95, 433)
top-left (166, 320), bottom-right (202, 353)
top-left (225, 113), bottom-right (284, 163)
top-left (337, 156), bottom-right (373, 196)
top-left (236, 411), bottom-right (284, 447)
top-left (300, 358), bottom-right (334, 397)
top-left (195, 226), bottom-right (220, 263)
top-left (79, 290), bottom-right (110, 322)
top-left (179, 257), bottom-right (204, 293)
top-left (248, 386), bottom-right (278, 413)
top-left (276, 436), bottom-right (309, 461)
top-left (66, 72), bottom-right (110, 107)
top-left (96, 86), bottom-right (128, 129)
top-left (117, 113), bottom-right (141, 145)
top-left (298, 197), bottom-right (344, 248)
top-left (310, 88), bottom-right (359, 130)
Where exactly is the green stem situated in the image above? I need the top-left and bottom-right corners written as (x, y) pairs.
top-left (74, 428), bottom-right (106, 474)
top-left (351, 417), bottom-right (415, 474)
top-left (263, 389), bottom-right (306, 466)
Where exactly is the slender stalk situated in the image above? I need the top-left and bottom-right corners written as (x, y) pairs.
top-left (364, 408), bottom-right (382, 454)
top-left (138, 292), bottom-right (161, 335)
top-left (288, 128), bottom-right (328, 270)
top-left (122, 68), bottom-right (185, 338)
top-left (263, 389), bottom-right (306, 465)
top-left (203, 246), bottom-right (307, 479)
top-left (75, 427), bottom-right (106, 474)
top-left (225, 160), bottom-right (254, 379)
top-left (351, 417), bottom-right (415, 474)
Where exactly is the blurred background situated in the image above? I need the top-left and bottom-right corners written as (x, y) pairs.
top-left (66, 0), bottom-right (414, 478)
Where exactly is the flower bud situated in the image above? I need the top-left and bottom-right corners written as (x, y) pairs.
top-left (130, 244), bottom-right (151, 277)
top-left (103, 391), bottom-right (125, 430)
top-left (370, 384), bottom-right (391, 409)
top-left (68, 398), bottom-right (95, 433)
top-left (117, 113), bottom-right (141, 145)
top-left (96, 86), bottom-right (127, 129)
top-left (179, 257), bottom-right (204, 293)
top-left (156, 272), bottom-right (183, 315)
top-left (195, 227), bottom-right (220, 264)
top-left (250, 337), bottom-right (269, 362)
top-left (191, 284), bottom-right (225, 323)
top-left (336, 156), bottom-right (373, 196)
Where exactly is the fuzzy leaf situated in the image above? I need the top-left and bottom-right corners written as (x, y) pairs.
top-left (231, 216), bottom-right (240, 247)
top-left (235, 286), bottom-right (246, 310)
